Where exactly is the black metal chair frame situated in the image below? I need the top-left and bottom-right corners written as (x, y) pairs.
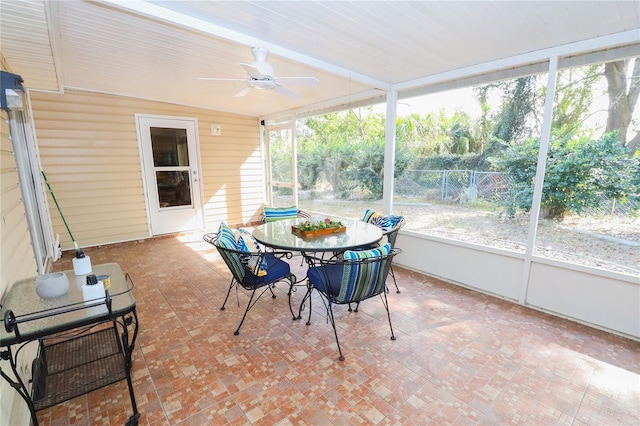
top-left (303, 248), bottom-right (401, 361)
top-left (203, 233), bottom-right (297, 335)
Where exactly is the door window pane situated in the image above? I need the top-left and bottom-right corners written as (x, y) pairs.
top-left (156, 171), bottom-right (191, 208)
top-left (151, 127), bottom-right (189, 167)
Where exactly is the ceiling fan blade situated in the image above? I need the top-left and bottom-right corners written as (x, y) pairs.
top-left (198, 77), bottom-right (246, 81)
top-left (272, 84), bottom-right (301, 99)
top-left (234, 87), bottom-right (253, 98)
top-left (240, 62), bottom-right (273, 78)
top-left (274, 77), bottom-right (319, 87)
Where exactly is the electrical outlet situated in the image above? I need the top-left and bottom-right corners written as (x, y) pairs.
top-left (211, 124), bottom-right (221, 136)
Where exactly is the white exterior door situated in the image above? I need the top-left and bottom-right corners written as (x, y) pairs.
top-left (136, 115), bottom-right (204, 235)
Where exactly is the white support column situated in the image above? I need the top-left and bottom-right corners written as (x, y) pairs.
top-left (260, 120), bottom-right (273, 206)
top-left (382, 88), bottom-right (398, 214)
top-left (292, 114), bottom-right (299, 205)
top-left (519, 56), bottom-right (559, 304)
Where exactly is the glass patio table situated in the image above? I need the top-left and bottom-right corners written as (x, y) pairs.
top-left (251, 217), bottom-right (383, 253)
top-left (252, 218), bottom-right (383, 320)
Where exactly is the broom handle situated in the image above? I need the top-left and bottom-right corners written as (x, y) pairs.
top-left (41, 170), bottom-right (79, 250)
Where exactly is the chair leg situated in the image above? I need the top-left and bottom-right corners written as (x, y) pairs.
top-left (389, 265), bottom-right (400, 293)
top-left (380, 290), bottom-right (396, 341)
top-left (287, 280), bottom-right (297, 320)
top-left (233, 285), bottom-right (276, 336)
top-left (326, 303), bottom-right (345, 361)
top-left (305, 286), bottom-right (313, 325)
top-left (233, 288), bottom-right (256, 335)
top-left (220, 278), bottom-right (236, 311)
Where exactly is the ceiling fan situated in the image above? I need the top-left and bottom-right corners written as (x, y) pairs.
top-left (198, 47), bottom-right (319, 99)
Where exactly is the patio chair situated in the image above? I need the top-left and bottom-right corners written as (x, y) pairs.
top-left (304, 243), bottom-right (401, 361)
top-left (203, 228), bottom-right (297, 336)
top-left (362, 209), bottom-right (406, 293)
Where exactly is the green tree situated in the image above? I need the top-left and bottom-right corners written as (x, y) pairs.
top-left (397, 111), bottom-right (451, 155)
top-left (449, 111), bottom-right (479, 154)
top-left (478, 76), bottom-right (538, 146)
top-left (605, 57), bottom-right (640, 154)
top-left (551, 65), bottom-right (600, 139)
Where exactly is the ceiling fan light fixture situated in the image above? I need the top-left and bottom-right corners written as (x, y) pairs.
top-left (248, 76), bottom-right (275, 90)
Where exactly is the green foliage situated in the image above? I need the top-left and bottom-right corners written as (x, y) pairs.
top-left (493, 132), bottom-right (639, 219)
top-left (476, 76), bottom-right (539, 150)
top-left (448, 111), bottom-right (482, 154)
top-left (270, 131), bottom-right (292, 183)
top-left (299, 111), bottom-right (414, 200)
top-left (348, 136), bottom-right (412, 200)
top-left (298, 114), bottom-right (359, 196)
top-left (295, 64), bottom-right (636, 213)
top-left (350, 137), bottom-right (385, 199)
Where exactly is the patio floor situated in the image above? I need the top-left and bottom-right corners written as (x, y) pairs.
top-left (36, 233), bottom-right (639, 425)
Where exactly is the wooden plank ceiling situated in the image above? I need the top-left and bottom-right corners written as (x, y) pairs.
top-left (1, 0), bottom-right (639, 117)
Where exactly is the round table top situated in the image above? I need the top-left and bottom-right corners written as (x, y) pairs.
top-left (252, 218), bottom-right (383, 252)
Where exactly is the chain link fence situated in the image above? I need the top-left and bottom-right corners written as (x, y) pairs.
top-left (586, 194), bottom-right (640, 217)
top-left (396, 169), bottom-right (638, 216)
top-left (396, 170), bottom-right (513, 204)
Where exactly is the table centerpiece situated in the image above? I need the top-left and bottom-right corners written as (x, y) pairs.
top-left (291, 217), bottom-right (346, 237)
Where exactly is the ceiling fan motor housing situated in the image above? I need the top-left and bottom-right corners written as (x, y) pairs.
top-left (248, 76), bottom-right (275, 90)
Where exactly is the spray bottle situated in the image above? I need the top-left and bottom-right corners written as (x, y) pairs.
top-left (72, 243), bottom-right (92, 275)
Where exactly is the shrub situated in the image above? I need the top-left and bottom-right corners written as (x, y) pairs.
top-left (493, 132), bottom-right (639, 219)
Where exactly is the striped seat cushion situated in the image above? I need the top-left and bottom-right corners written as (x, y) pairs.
top-left (264, 206), bottom-right (298, 222)
top-left (216, 222), bottom-right (237, 250)
top-left (215, 222), bottom-right (244, 280)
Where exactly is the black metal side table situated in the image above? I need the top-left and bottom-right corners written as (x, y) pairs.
top-left (0, 263), bottom-right (140, 426)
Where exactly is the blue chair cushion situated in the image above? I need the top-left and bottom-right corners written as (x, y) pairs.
top-left (242, 253), bottom-right (291, 287)
top-left (307, 263), bottom-right (344, 297)
top-left (264, 206), bottom-right (298, 222)
top-left (362, 209), bottom-right (403, 232)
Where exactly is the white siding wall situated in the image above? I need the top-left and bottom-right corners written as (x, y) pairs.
top-left (0, 87), bottom-right (264, 423)
top-left (29, 90), bottom-right (263, 249)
